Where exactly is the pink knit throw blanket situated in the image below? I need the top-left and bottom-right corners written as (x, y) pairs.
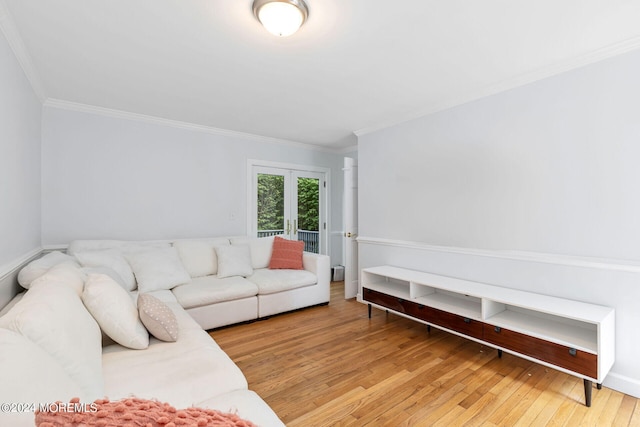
top-left (35, 397), bottom-right (258, 427)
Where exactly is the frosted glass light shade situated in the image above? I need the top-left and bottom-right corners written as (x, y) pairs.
top-left (253, 0), bottom-right (309, 37)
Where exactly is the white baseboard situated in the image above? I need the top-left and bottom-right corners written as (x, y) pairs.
top-left (604, 372), bottom-right (640, 398)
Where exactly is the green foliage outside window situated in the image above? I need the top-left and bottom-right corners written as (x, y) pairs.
top-left (257, 174), bottom-right (319, 232)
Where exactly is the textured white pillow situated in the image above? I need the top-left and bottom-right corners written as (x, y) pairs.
top-left (173, 239), bottom-right (230, 278)
top-left (137, 293), bottom-right (179, 342)
top-left (125, 247), bottom-right (191, 293)
top-left (0, 283), bottom-right (104, 399)
top-left (82, 273), bottom-right (149, 350)
top-left (216, 245), bottom-right (253, 278)
top-left (230, 236), bottom-right (274, 269)
top-left (75, 249), bottom-right (136, 291)
top-left (30, 262), bottom-right (86, 295)
top-left (17, 251), bottom-right (79, 289)
top-left (82, 266), bottom-right (128, 290)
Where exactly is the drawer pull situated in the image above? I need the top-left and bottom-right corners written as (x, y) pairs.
top-left (418, 304), bottom-right (425, 309)
top-left (397, 298), bottom-right (403, 303)
top-left (569, 348), bottom-right (577, 357)
top-left (494, 326), bottom-right (502, 333)
top-left (463, 317), bottom-right (471, 324)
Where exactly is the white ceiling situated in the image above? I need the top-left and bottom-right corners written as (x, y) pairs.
top-left (2, 1), bottom-right (640, 150)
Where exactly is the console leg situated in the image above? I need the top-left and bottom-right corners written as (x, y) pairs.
top-left (597, 383), bottom-right (602, 390)
top-left (368, 304), bottom-right (372, 319)
top-left (427, 325), bottom-right (431, 333)
top-left (584, 379), bottom-right (592, 407)
top-left (498, 349), bottom-right (503, 358)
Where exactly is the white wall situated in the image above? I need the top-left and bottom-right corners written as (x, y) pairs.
top-left (41, 107), bottom-right (346, 265)
top-left (358, 48), bottom-right (640, 397)
top-left (0, 30), bottom-right (41, 270)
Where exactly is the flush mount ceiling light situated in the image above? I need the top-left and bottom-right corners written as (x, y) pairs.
top-left (253, 0), bottom-right (309, 37)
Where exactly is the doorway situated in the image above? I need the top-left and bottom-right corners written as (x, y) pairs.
top-left (343, 157), bottom-right (358, 298)
top-left (249, 161), bottom-right (328, 254)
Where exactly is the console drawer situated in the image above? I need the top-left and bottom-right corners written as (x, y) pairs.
top-left (363, 288), bottom-right (405, 313)
top-left (484, 324), bottom-right (597, 378)
top-left (429, 307), bottom-right (484, 340)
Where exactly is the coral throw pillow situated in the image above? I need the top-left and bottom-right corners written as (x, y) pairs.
top-left (36, 397), bottom-right (257, 427)
top-left (269, 236), bottom-right (304, 270)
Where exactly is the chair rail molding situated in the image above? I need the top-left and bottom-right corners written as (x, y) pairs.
top-left (357, 236), bottom-right (640, 274)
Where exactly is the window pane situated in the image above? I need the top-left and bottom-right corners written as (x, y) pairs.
top-left (257, 174), bottom-right (285, 237)
top-left (297, 177), bottom-right (319, 253)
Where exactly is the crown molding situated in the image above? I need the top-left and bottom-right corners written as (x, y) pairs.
top-left (43, 98), bottom-right (344, 154)
top-left (0, 0), bottom-right (46, 102)
top-left (354, 36), bottom-right (640, 138)
top-left (357, 236), bottom-right (640, 274)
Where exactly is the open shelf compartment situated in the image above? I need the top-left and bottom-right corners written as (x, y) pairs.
top-left (361, 271), bottom-right (410, 299)
top-left (483, 300), bottom-right (598, 353)
top-left (412, 285), bottom-right (482, 320)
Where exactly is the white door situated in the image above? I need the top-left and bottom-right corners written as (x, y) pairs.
top-left (343, 157), bottom-right (358, 299)
top-left (252, 165), bottom-right (326, 254)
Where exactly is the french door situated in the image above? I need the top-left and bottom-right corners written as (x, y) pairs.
top-left (250, 164), bottom-right (326, 254)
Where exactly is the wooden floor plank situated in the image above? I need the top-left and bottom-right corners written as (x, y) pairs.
top-left (209, 282), bottom-right (640, 426)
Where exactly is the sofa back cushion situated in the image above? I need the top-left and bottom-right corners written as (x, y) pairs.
top-left (29, 262), bottom-right (86, 295)
top-left (0, 281), bottom-right (104, 400)
top-left (75, 249), bottom-right (137, 291)
top-left (173, 238), bottom-right (230, 278)
top-left (125, 247), bottom-right (191, 292)
top-left (67, 239), bottom-right (170, 256)
top-left (0, 328), bottom-right (87, 427)
top-left (230, 236), bottom-right (274, 269)
top-left (17, 251), bottom-right (79, 289)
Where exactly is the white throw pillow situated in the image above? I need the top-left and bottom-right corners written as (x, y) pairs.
top-left (17, 251), bottom-right (79, 289)
top-left (29, 262), bottom-right (86, 295)
top-left (230, 236), bottom-right (274, 269)
top-left (125, 247), bottom-right (191, 293)
top-left (75, 249), bottom-right (136, 291)
top-left (0, 283), bottom-right (104, 399)
top-left (82, 273), bottom-right (149, 350)
top-left (216, 245), bottom-right (254, 278)
top-left (82, 266), bottom-right (128, 290)
top-left (173, 239), bottom-right (230, 278)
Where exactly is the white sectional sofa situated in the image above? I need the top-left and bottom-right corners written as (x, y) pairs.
top-left (0, 235), bottom-right (331, 427)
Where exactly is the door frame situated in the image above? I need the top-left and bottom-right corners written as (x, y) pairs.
top-left (247, 159), bottom-right (331, 256)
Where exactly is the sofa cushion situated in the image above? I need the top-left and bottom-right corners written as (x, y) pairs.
top-left (75, 249), bottom-right (136, 291)
top-left (138, 293), bottom-right (179, 342)
top-left (67, 239), bottom-right (170, 256)
top-left (216, 245), bottom-right (254, 278)
top-left (0, 329), bottom-right (88, 427)
top-left (17, 251), bottom-right (79, 289)
top-left (269, 236), bottom-right (304, 270)
top-left (29, 262), bottom-right (86, 295)
top-left (82, 265), bottom-right (128, 290)
top-left (173, 238), bottom-right (230, 278)
top-left (125, 247), bottom-right (191, 292)
top-left (0, 282), bottom-right (104, 399)
top-left (101, 337), bottom-right (248, 408)
top-left (82, 273), bottom-right (149, 350)
top-left (172, 276), bottom-right (258, 309)
top-left (248, 268), bottom-right (318, 295)
top-left (230, 236), bottom-right (274, 269)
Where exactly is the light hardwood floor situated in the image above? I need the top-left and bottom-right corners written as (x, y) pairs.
top-left (210, 282), bottom-right (640, 426)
